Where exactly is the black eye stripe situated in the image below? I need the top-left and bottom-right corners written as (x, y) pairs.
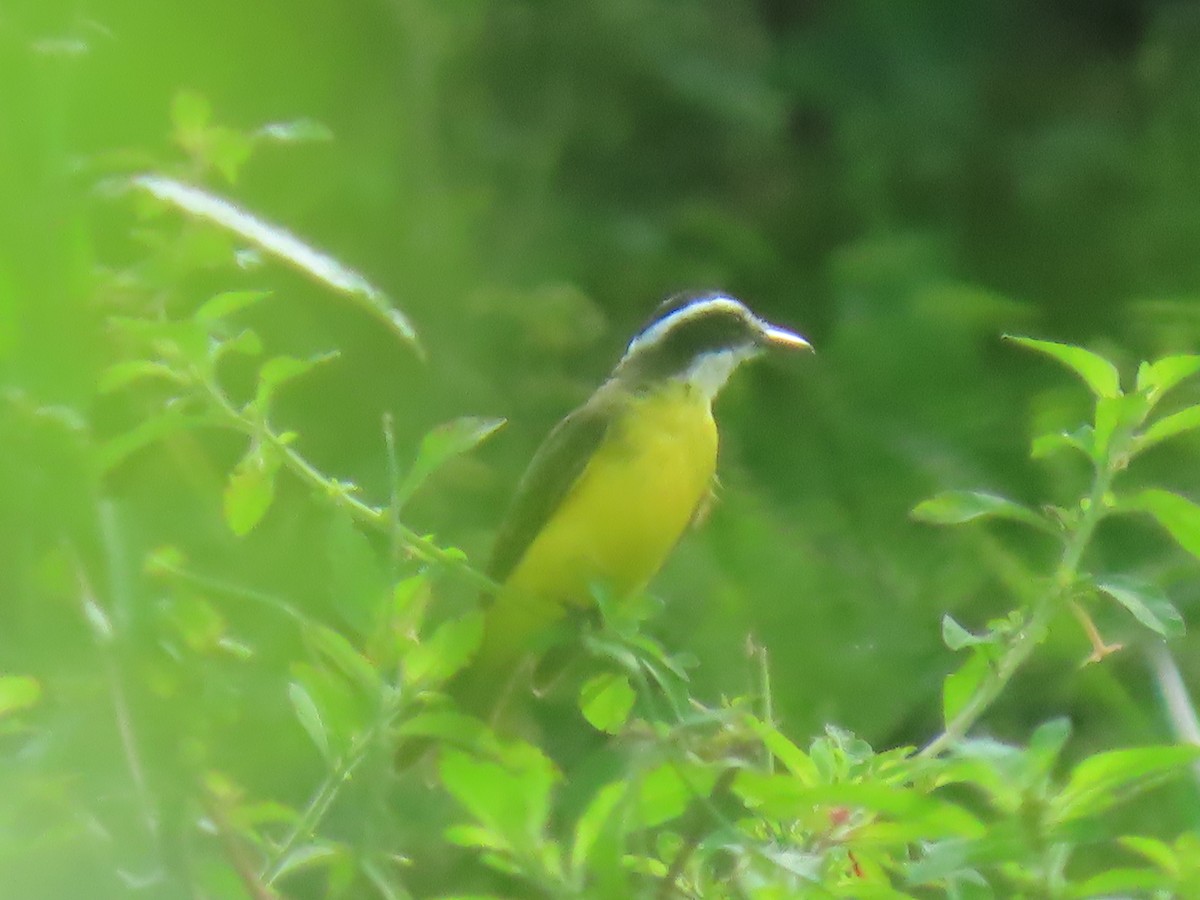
top-left (619, 297), bottom-right (759, 384)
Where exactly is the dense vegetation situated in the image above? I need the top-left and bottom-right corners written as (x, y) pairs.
top-left (3, 1), bottom-right (1200, 896)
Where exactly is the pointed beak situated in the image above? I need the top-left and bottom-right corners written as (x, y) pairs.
top-left (759, 321), bottom-right (813, 352)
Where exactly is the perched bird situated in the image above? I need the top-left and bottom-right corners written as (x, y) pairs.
top-left (454, 292), bottom-right (812, 719)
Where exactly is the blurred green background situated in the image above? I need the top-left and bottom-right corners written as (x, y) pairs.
top-left (4, 0), bottom-right (1200, 895)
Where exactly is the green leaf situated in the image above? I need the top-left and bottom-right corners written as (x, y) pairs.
top-left (194, 289), bottom-right (271, 323)
top-left (630, 762), bottom-right (718, 829)
top-left (1130, 489), bottom-right (1200, 562)
top-left (911, 490), bottom-right (1051, 532)
top-left (99, 408), bottom-right (200, 472)
top-left (1136, 354), bottom-right (1200, 400)
top-left (304, 623), bottom-right (382, 696)
top-left (439, 743), bottom-right (560, 853)
top-left (1005, 335), bottom-right (1122, 398)
top-left (98, 360), bottom-right (185, 393)
top-left (1027, 718), bottom-right (1072, 777)
top-left (570, 780), bottom-right (625, 875)
top-left (941, 614), bottom-right (991, 651)
top-left (223, 441), bottom-right (281, 536)
top-left (207, 126), bottom-right (256, 184)
top-left (742, 715), bottom-right (821, 784)
top-left (1069, 868), bottom-right (1169, 897)
top-left (170, 90), bottom-right (211, 135)
top-left (1093, 393), bottom-right (1150, 461)
top-left (1031, 426), bottom-right (1092, 461)
top-left (1052, 745), bottom-right (1200, 823)
top-left (578, 673), bottom-right (636, 734)
top-left (404, 612), bottom-right (484, 687)
top-left (254, 352), bottom-right (338, 409)
top-left (1096, 577), bottom-right (1185, 639)
top-left (394, 417), bottom-right (506, 511)
top-left (1136, 404), bottom-right (1200, 455)
top-left (0, 675), bottom-right (42, 718)
top-left (269, 842), bottom-right (343, 882)
top-left (1120, 835), bottom-right (1178, 872)
top-left (942, 651), bottom-right (989, 727)
top-left (288, 681), bottom-right (331, 762)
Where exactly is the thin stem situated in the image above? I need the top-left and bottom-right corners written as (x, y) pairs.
top-left (198, 374), bottom-right (500, 596)
top-left (920, 457), bottom-right (1117, 758)
top-left (260, 694), bottom-right (405, 886)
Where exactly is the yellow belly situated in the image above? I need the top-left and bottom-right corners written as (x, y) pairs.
top-left (480, 387), bottom-right (718, 667)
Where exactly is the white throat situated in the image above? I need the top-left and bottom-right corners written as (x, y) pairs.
top-left (680, 346), bottom-right (759, 401)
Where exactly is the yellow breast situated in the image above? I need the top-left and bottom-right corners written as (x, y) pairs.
top-left (482, 385), bottom-right (718, 660)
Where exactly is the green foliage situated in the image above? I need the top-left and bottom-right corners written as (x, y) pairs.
top-left (4, 4), bottom-right (1200, 899)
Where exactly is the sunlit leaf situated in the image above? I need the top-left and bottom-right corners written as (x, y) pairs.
top-left (1027, 718), bottom-right (1072, 777)
top-left (394, 417), bottom-right (506, 511)
top-left (268, 841), bottom-right (343, 882)
top-left (254, 352), bottom-right (338, 409)
top-left (570, 780), bottom-right (624, 875)
top-left (288, 680), bottom-right (331, 762)
top-left (98, 407), bottom-right (201, 473)
top-left (1031, 426), bottom-right (1092, 461)
top-left (942, 651), bottom-right (989, 727)
top-left (1136, 404), bottom-right (1200, 455)
top-left (206, 126), bottom-right (256, 184)
top-left (631, 762), bottom-right (717, 830)
top-left (1052, 745), bottom-right (1200, 822)
top-left (403, 611), bottom-right (484, 687)
top-left (1119, 835), bottom-right (1178, 872)
top-left (1093, 393), bottom-right (1149, 461)
top-left (1135, 354), bottom-right (1200, 401)
top-left (98, 360), bottom-right (185, 393)
top-left (443, 823), bottom-right (507, 851)
top-left (742, 715), bottom-right (821, 784)
top-left (164, 594), bottom-right (226, 654)
top-left (1096, 577), bottom-right (1185, 639)
top-left (1129, 489), bottom-right (1200, 562)
top-left (194, 289), bottom-right (271, 323)
top-left (304, 623), bottom-right (382, 696)
top-left (0, 675), bottom-right (42, 718)
top-left (1068, 868), bottom-right (1169, 897)
top-left (439, 743), bottom-right (560, 852)
top-left (578, 673), bottom-right (635, 735)
top-left (223, 441), bottom-right (281, 536)
top-left (911, 490), bottom-right (1051, 532)
top-left (131, 174), bottom-right (421, 353)
top-left (1005, 335), bottom-right (1122, 398)
top-left (941, 614), bottom-right (992, 651)
top-left (170, 90), bottom-right (211, 136)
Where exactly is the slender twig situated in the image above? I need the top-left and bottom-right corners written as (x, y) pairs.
top-left (920, 456), bottom-right (1118, 758)
top-left (259, 696), bottom-right (405, 886)
top-left (71, 549), bottom-right (162, 849)
top-left (197, 374), bottom-right (501, 595)
top-left (202, 788), bottom-right (283, 900)
top-left (657, 767), bottom-right (738, 899)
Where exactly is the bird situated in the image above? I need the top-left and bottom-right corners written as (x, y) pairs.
top-left (453, 291), bottom-right (812, 721)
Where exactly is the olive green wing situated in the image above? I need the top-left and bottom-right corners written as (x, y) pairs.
top-left (487, 393), bottom-right (615, 586)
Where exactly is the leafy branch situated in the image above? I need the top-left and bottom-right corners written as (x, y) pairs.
top-left (916, 337), bottom-right (1200, 756)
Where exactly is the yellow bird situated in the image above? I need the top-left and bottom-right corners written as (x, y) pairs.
top-left (455, 292), bottom-right (812, 717)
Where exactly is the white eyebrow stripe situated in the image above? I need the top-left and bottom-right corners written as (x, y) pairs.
top-left (623, 295), bottom-right (746, 359)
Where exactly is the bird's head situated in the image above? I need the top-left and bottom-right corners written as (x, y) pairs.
top-left (615, 292), bottom-right (812, 399)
